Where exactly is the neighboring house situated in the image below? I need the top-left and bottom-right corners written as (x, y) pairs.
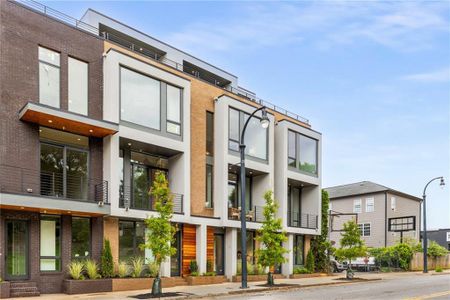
top-left (325, 181), bottom-right (421, 248)
top-left (0, 0), bottom-right (322, 295)
top-left (421, 229), bottom-right (450, 251)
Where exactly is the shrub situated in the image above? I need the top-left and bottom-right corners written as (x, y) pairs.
top-left (293, 267), bottom-right (311, 274)
top-left (427, 241), bottom-right (448, 257)
top-left (207, 260), bottom-right (213, 273)
top-left (236, 263), bottom-right (242, 275)
top-left (148, 261), bottom-right (159, 278)
top-left (67, 260), bottom-right (84, 280)
top-left (190, 271), bottom-right (199, 277)
top-left (117, 261), bottom-right (128, 278)
top-left (203, 271), bottom-right (216, 276)
top-left (130, 256), bottom-right (145, 278)
top-left (85, 259), bottom-right (101, 279)
top-left (370, 243), bottom-right (413, 271)
top-left (380, 267), bottom-right (391, 273)
top-left (435, 266), bottom-right (443, 272)
top-left (101, 239), bottom-right (114, 278)
top-left (189, 260), bottom-right (198, 274)
top-left (305, 249), bottom-right (315, 273)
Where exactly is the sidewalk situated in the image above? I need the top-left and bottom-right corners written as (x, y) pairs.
top-left (11, 272), bottom-right (390, 300)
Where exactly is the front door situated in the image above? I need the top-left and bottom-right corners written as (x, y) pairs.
top-left (214, 233), bottom-right (225, 275)
top-left (5, 220), bottom-right (29, 280)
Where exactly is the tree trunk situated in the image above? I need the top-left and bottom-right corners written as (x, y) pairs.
top-left (267, 271), bottom-right (274, 286)
top-left (152, 274), bottom-right (162, 296)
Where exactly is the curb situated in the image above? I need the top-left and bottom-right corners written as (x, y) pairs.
top-left (184, 278), bottom-right (382, 299)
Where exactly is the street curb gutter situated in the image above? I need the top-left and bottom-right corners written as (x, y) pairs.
top-left (185, 278), bottom-right (382, 299)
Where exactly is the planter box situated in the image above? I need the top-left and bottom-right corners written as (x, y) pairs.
top-left (289, 273), bottom-right (329, 279)
top-left (232, 274), bottom-right (285, 282)
top-left (0, 282), bottom-right (10, 299)
top-left (186, 276), bottom-right (227, 286)
top-left (112, 277), bottom-right (175, 292)
top-left (63, 279), bottom-right (112, 295)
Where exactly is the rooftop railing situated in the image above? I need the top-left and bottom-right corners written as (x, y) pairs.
top-left (13, 0), bottom-right (310, 125)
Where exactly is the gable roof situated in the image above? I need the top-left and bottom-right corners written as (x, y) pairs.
top-left (324, 181), bottom-right (422, 202)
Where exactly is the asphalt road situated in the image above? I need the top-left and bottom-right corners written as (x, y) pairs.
top-left (210, 273), bottom-right (450, 300)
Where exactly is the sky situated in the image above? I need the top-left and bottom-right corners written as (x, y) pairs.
top-left (44, 0), bottom-right (450, 229)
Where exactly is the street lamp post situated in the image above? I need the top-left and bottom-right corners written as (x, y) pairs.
top-left (239, 106), bottom-right (269, 289)
top-left (422, 176), bottom-right (445, 273)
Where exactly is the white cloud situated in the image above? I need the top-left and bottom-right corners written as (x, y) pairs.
top-left (401, 67), bottom-right (450, 83)
top-left (166, 1), bottom-right (449, 55)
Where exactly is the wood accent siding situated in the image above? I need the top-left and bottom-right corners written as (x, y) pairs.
top-left (207, 227), bottom-right (214, 269)
top-left (182, 224), bottom-right (196, 275)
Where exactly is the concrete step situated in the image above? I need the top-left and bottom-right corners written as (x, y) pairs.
top-left (10, 291), bottom-right (40, 298)
top-left (10, 281), bottom-right (37, 288)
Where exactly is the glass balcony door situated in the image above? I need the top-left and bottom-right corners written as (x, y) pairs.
top-left (5, 220), bottom-right (29, 280)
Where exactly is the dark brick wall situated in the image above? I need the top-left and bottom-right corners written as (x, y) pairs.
top-left (0, 0), bottom-right (104, 176)
top-left (0, 210), bottom-right (104, 294)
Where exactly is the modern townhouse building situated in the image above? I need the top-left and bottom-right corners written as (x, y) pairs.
top-left (325, 181), bottom-right (421, 248)
top-left (0, 0), bottom-right (322, 295)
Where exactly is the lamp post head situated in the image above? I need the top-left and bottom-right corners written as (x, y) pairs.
top-left (260, 108), bottom-right (270, 129)
top-left (440, 177), bottom-right (445, 188)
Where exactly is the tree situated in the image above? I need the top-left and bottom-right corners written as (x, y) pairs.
top-left (310, 190), bottom-right (333, 272)
top-left (101, 239), bottom-right (114, 278)
top-left (141, 171), bottom-right (177, 295)
top-left (334, 220), bottom-right (367, 279)
top-left (256, 190), bottom-right (288, 285)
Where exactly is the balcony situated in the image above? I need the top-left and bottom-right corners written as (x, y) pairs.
top-left (228, 205), bottom-right (264, 223)
top-left (288, 211), bottom-right (318, 229)
top-left (120, 185), bottom-right (183, 214)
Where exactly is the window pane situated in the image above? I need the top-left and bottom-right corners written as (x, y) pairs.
top-left (40, 217), bottom-right (61, 271)
top-left (120, 67), bottom-right (160, 130)
top-left (68, 57), bottom-right (88, 115)
top-left (167, 85), bottom-right (181, 122)
top-left (206, 112), bottom-right (214, 156)
top-left (131, 151), bottom-right (168, 169)
top-left (237, 230), bottom-right (255, 264)
top-left (71, 217), bottom-right (90, 258)
top-left (298, 135), bottom-right (317, 174)
top-left (119, 221), bottom-right (134, 262)
top-left (39, 47), bottom-right (60, 66)
top-left (229, 108), bottom-right (239, 142)
top-left (132, 164), bottom-right (150, 210)
top-left (135, 222), bottom-right (145, 258)
top-left (288, 131), bottom-right (296, 167)
top-left (39, 126), bottom-right (89, 149)
top-left (39, 62), bottom-right (60, 107)
top-left (294, 235), bottom-right (304, 265)
top-left (167, 122), bottom-right (180, 135)
top-left (206, 164), bottom-right (213, 208)
top-left (244, 113), bottom-right (267, 160)
top-left (40, 143), bottom-right (64, 197)
top-left (66, 149), bottom-right (89, 200)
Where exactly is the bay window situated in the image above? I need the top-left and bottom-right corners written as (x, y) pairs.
top-left (39, 47), bottom-right (60, 107)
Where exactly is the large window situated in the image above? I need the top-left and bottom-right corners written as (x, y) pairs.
top-left (206, 112), bottom-right (214, 156)
top-left (119, 220), bottom-right (145, 262)
top-left (71, 217), bottom-right (91, 259)
top-left (293, 234), bottom-right (304, 266)
top-left (68, 57), bottom-right (88, 115)
top-left (166, 85), bottom-right (181, 135)
top-left (237, 230), bottom-right (255, 264)
top-left (287, 130), bottom-right (318, 175)
top-left (40, 216), bottom-right (61, 271)
top-left (120, 67), bottom-right (161, 130)
top-left (227, 172), bottom-right (251, 211)
top-left (228, 108), bottom-right (268, 160)
top-left (206, 164), bottom-right (213, 208)
top-left (39, 47), bottom-right (60, 107)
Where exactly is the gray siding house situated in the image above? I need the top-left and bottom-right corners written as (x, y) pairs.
top-left (325, 181), bottom-right (422, 248)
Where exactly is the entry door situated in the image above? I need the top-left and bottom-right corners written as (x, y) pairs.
top-left (214, 234), bottom-right (225, 275)
top-left (5, 220), bottom-right (29, 280)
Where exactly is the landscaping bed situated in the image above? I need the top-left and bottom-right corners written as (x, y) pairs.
top-left (289, 273), bottom-right (330, 279)
top-left (63, 279), bottom-right (112, 294)
top-left (232, 274), bottom-right (285, 282)
top-left (186, 275), bottom-right (227, 285)
top-left (112, 277), bottom-right (175, 292)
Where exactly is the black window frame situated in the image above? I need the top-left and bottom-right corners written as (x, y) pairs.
top-left (287, 129), bottom-right (319, 176)
top-left (39, 215), bottom-right (62, 272)
top-left (119, 220), bottom-right (145, 261)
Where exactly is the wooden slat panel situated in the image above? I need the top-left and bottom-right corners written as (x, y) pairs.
top-left (182, 224), bottom-right (196, 276)
top-left (207, 227), bottom-right (214, 270)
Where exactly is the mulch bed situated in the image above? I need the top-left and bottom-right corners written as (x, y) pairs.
top-left (131, 292), bottom-right (193, 299)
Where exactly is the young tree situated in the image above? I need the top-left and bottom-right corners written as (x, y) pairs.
top-left (335, 220), bottom-right (367, 279)
top-left (256, 190), bottom-right (288, 286)
top-left (100, 239), bottom-right (114, 278)
top-left (310, 190), bottom-right (333, 272)
top-left (141, 171), bottom-right (177, 295)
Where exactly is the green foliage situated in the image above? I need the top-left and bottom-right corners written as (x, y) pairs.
top-left (85, 259), bottom-right (101, 279)
top-left (101, 239), bottom-right (114, 278)
top-left (435, 266), bottom-right (443, 272)
top-left (310, 190), bottom-right (333, 272)
top-left (369, 243), bottom-right (414, 270)
top-left (203, 271), bottom-right (216, 276)
top-left (207, 260), bottom-right (213, 272)
top-left (130, 256), bottom-right (145, 278)
top-left (427, 241), bottom-right (448, 257)
top-left (236, 263), bottom-right (242, 275)
top-left (189, 260), bottom-right (199, 274)
top-left (117, 261), bottom-right (128, 278)
top-left (190, 271), bottom-right (199, 277)
top-left (293, 267), bottom-right (312, 274)
top-left (255, 191), bottom-right (288, 273)
top-left (305, 249), bottom-right (315, 273)
top-left (67, 260), bottom-right (84, 280)
top-left (246, 263), bottom-right (265, 275)
top-left (147, 261), bottom-right (159, 278)
top-left (141, 171), bottom-right (177, 278)
top-left (334, 221), bottom-right (367, 268)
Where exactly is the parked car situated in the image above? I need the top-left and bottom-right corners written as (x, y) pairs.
top-left (343, 257), bottom-right (378, 272)
top-left (330, 258), bottom-right (348, 272)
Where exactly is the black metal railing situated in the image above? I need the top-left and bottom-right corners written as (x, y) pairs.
top-left (120, 184), bottom-right (183, 214)
top-left (0, 165), bottom-right (108, 203)
top-left (288, 211), bottom-right (318, 229)
top-left (227, 205), bottom-right (264, 223)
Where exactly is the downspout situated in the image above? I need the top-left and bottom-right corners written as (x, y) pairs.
top-left (384, 192), bottom-right (387, 247)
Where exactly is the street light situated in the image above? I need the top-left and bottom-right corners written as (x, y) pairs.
top-left (422, 176), bottom-right (445, 273)
top-left (239, 106), bottom-right (269, 288)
